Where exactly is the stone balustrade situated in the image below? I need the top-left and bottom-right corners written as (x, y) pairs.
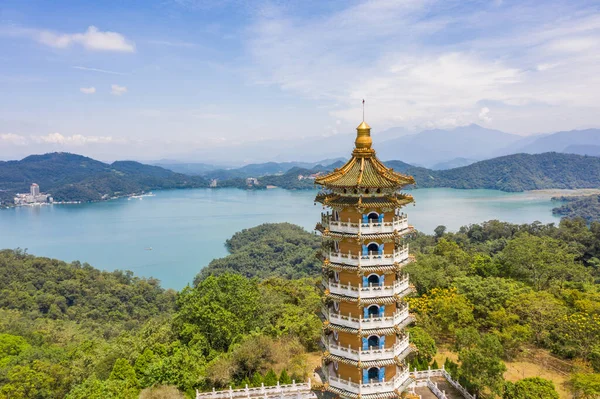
top-left (321, 213), bottom-right (410, 235)
top-left (323, 304), bottom-right (410, 330)
top-left (196, 380), bottom-right (315, 399)
top-left (325, 275), bottom-right (410, 299)
top-left (327, 368), bottom-right (411, 395)
top-left (327, 245), bottom-right (409, 267)
top-left (322, 334), bottom-right (411, 362)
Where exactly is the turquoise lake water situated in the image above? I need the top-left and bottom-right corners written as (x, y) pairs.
top-left (0, 188), bottom-right (561, 289)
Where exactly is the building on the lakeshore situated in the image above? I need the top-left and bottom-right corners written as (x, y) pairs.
top-left (246, 177), bottom-right (259, 186)
top-left (210, 179), bottom-right (218, 188)
top-left (30, 183), bottom-right (40, 196)
top-left (313, 118), bottom-right (417, 399)
top-left (14, 183), bottom-right (53, 206)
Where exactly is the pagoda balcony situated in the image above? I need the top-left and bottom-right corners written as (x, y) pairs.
top-left (325, 275), bottom-right (410, 299)
top-left (325, 368), bottom-right (411, 396)
top-left (327, 245), bottom-right (409, 267)
top-left (321, 214), bottom-right (409, 235)
top-left (321, 334), bottom-right (411, 363)
top-left (323, 304), bottom-right (410, 330)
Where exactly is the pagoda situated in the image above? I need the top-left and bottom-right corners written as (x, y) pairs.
top-left (314, 115), bottom-right (417, 399)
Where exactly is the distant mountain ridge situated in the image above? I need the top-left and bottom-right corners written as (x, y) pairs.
top-left (164, 125), bottom-right (600, 168)
top-left (412, 152), bottom-right (600, 192)
top-left (377, 124), bottom-right (523, 166)
top-left (0, 152), bottom-right (208, 205)
top-left (2, 152), bottom-right (599, 206)
top-left (243, 152), bottom-right (600, 192)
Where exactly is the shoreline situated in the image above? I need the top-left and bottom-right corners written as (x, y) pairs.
top-left (3, 187), bottom-right (600, 210)
top-left (527, 188), bottom-right (600, 197)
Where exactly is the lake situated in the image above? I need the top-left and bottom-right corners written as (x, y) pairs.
top-left (0, 188), bottom-right (562, 289)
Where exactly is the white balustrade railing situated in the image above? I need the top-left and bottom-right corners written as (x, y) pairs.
top-left (327, 368), bottom-right (411, 395)
top-left (327, 245), bottom-right (409, 267)
top-left (323, 304), bottom-right (410, 330)
top-left (196, 380), bottom-right (315, 399)
top-left (410, 367), bottom-right (476, 399)
top-left (195, 368), bottom-right (475, 399)
top-left (321, 213), bottom-right (410, 235)
top-left (325, 275), bottom-right (410, 299)
top-left (322, 334), bottom-right (411, 362)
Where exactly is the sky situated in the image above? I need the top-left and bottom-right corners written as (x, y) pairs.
top-left (1, 0), bottom-right (600, 162)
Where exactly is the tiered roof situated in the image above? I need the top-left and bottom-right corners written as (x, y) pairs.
top-left (314, 121), bottom-right (415, 190)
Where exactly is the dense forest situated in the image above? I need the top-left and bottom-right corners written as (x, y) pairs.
top-left (223, 153), bottom-right (600, 192)
top-left (2, 220), bottom-right (599, 398)
top-left (553, 195), bottom-right (600, 223)
top-left (0, 153), bottom-right (208, 206)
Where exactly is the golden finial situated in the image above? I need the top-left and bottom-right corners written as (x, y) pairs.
top-left (355, 99), bottom-right (372, 149)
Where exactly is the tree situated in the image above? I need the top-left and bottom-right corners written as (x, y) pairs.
top-left (408, 327), bottom-right (436, 364)
top-left (434, 225), bottom-right (447, 238)
top-left (250, 372), bottom-right (263, 387)
top-left (109, 358), bottom-right (138, 387)
top-left (175, 274), bottom-right (264, 351)
top-left (458, 333), bottom-right (507, 397)
top-left (263, 369), bottom-right (278, 386)
top-left (279, 369), bottom-right (292, 384)
top-left (407, 287), bottom-right (475, 338)
top-left (0, 333), bottom-right (29, 358)
top-left (554, 312), bottom-right (600, 365)
top-left (507, 291), bottom-right (567, 345)
top-left (497, 233), bottom-right (589, 290)
top-left (454, 276), bottom-right (529, 321)
top-left (503, 377), bottom-right (559, 399)
top-left (570, 373), bottom-right (600, 399)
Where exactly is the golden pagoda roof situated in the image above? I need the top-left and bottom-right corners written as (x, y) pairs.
top-left (315, 155), bottom-right (415, 189)
top-left (315, 192), bottom-right (414, 209)
top-left (314, 120), bottom-right (415, 189)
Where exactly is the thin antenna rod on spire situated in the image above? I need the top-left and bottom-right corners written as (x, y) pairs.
top-left (362, 99), bottom-right (365, 121)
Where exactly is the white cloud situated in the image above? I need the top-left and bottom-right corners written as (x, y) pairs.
top-left (111, 84), bottom-right (127, 96)
top-left (545, 37), bottom-right (598, 53)
top-left (3, 25), bottom-right (135, 52)
top-left (245, 1), bottom-right (600, 133)
top-left (73, 66), bottom-right (126, 75)
top-left (0, 133), bottom-right (28, 145)
top-left (33, 133), bottom-right (118, 146)
top-left (478, 107), bottom-right (491, 123)
top-left (80, 87), bottom-right (96, 94)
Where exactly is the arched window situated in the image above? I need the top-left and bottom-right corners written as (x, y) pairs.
top-left (334, 271), bottom-right (340, 283)
top-left (367, 305), bottom-right (379, 317)
top-left (367, 335), bottom-right (380, 348)
top-left (367, 212), bottom-right (379, 222)
top-left (367, 367), bottom-right (379, 381)
top-left (333, 301), bottom-right (340, 312)
top-left (367, 242), bottom-right (379, 254)
top-left (334, 241), bottom-right (340, 253)
top-left (367, 274), bottom-right (380, 286)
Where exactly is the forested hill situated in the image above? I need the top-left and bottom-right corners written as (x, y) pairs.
top-left (414, 152), bottom-right (600, 191)
top-left (0, 152), bottom-right (208, 205)
top-left (244, 152), bottom-right (600, 192)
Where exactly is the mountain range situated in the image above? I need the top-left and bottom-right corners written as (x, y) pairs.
top-left (0, 153), bottom-right (207, 205)
top-left (162, 124), bottom-right (600, 169)
top-left (1, 151), bottom-right (600, 206)
top-left (227, 152), bottom-right (600, 193)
